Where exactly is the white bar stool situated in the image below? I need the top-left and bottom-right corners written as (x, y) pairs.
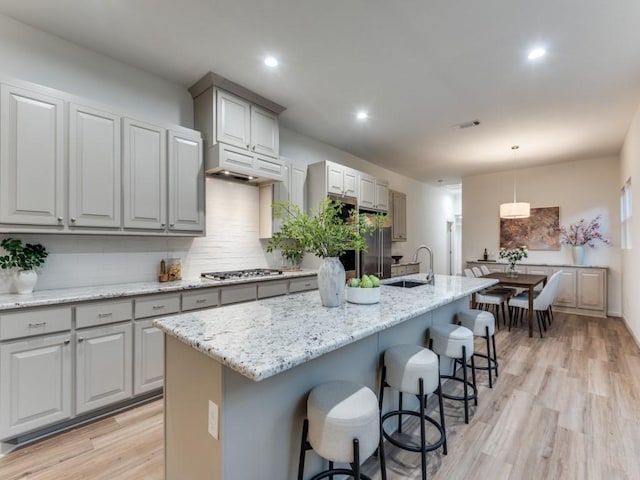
top-left (457, 308), bottom-right (498, 388)
top-left (297, 380), bottom-right (385, 480)
top-left (429, 323), bottom-right (477, 424)
top-left (378, 344), bottom-right (447, 480)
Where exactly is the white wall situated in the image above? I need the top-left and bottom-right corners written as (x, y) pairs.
top-left (280, 128), bottom-right (459, 274)
top-left (620, 103), bottom-right (640, 343)
top-left (0, 14), bottom-right (193, 126)
top-left (462, 156), bottom-right (621, 316)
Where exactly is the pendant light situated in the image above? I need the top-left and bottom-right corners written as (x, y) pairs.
top-left (499, 145), bottom-right (530, 218)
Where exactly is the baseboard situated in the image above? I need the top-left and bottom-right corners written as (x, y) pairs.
top-left (621, 316), bottom-right (640, 349)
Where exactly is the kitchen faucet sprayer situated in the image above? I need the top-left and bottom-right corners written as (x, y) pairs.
top-left (411, 245), bottom-right (435, 285)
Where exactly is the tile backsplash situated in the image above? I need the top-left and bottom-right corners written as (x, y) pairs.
top-left (0, 178), bottom-right (272, 293)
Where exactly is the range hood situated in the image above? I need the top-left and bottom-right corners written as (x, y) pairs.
top-left (205, 143), bottom-right (284, 185)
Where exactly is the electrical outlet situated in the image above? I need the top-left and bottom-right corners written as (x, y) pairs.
top-left (208, 400), bottom-right (219, 440)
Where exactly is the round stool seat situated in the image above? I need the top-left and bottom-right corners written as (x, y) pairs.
top-left (307, 381), bottom-right (379, 464)
top-left (457, 309), bottom-right (495, 337)
top-left (384, 344), bottom-right (439, 396)
top-left (430, 323), bottom-right (474, 360)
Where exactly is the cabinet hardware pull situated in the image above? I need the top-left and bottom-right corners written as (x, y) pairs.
top-left (98, 313), bottom-right (113, 318)
top-left (78, 337), bottom-right (84, 343)
top-left (70, 217), bottom-right (76, 222)
top-left (152, 305), bottom-right (165, 310)
top-left (196, 299), bottom-right (206, 304)
top-left (28, 322), bottom-right (46, 328)
top-left (304, 283), bottom-right (311, 287)
top-left (246, 144), bottom-right (250, 149)
top-left (170, 223), bottom-right (175, 227)
top-left (252, 145), bottom-right (255, 150)
top-left (57, 217), bottom-right (63, 222)
top-left (161, 223), bottom-right (166, 227)
top-left (63, 339), bottom-right (70, 345)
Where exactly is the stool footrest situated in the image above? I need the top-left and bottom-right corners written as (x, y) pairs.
top-left (381, 409), bottom-right (446, 453)
top-left (309, 468), bottom-right (373, 480)
top-left (464, 353), bottom-right (498, 372)
top-left (439, 375), bottom-right (478, 402)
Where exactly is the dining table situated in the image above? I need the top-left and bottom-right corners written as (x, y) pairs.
top-left (472, 272), bottom-right (548, 338)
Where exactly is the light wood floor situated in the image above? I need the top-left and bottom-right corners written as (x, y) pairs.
top-left (1, 313), bottom-right (639, 479)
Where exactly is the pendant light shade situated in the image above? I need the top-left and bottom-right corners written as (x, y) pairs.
top-left (500, 145), bottom-right (530, 219)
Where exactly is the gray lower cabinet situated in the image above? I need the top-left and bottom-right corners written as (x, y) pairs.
top-left (134, 319), bottom-right (164, 395)
top-left (75, 323), bottom-right (133, 415)
top-left (0, 332), bottom-right (72, 439)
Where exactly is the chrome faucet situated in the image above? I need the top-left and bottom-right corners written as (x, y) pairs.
top-left (412, 245), bottom-right (435, 285)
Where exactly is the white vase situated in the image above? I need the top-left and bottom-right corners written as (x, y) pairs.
top-left (13, 270), bottom-right (38, 294)
top-left (317, 257), bottom-right (346, 307)
top-left (572, 246), bottom-right (584, 265)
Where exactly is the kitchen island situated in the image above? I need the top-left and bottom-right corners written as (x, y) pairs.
top-left (155, 274), bottom-right (497, 480)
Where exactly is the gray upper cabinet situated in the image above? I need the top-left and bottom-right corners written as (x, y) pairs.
top-left (168, 130), bottom-right (204, 233)
top-left (359, 175), bottom-right (388, 212)
top-left (250, 105), bottom-right (279, 158)
top-left (390, 190), bottom-right (407, 241)
top-left (216, 89), bottom-right (279, 159)
top-left (69, 103), bottom-right (122, 228)
top-left (123, 118), bottom-right (167, 230)
top-left (0, 84), bottom-right (64, 226)
top-left (216, 89), bottom-right (251, 150)
top-left (326, 162), bottom-right (358, 198)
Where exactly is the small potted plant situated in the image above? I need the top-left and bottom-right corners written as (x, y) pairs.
top-left (0, 238), bottom-right (48, 294)
top-left (499, 246), bottom-right (528, 278)
top-left (268, 199), bottom-right (384, 307)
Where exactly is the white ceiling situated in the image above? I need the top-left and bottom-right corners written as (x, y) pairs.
top-left (2, 0), bottom-right (639, 184)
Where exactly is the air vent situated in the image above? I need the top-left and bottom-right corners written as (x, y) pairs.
top-left (452, 119), bottom-right (481, 129)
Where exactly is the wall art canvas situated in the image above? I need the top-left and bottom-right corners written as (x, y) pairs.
top-left (500, 207), bottom-right (560, 250)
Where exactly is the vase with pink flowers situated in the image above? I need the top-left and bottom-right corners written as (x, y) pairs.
top-left (559, 215), bottom-right (609, 265)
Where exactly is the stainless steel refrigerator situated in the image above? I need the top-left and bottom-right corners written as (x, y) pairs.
top-left (359, 211), bottom-right (392, 279)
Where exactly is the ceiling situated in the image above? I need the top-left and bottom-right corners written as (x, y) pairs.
top-left (2, 0), bottom-right (639, 184)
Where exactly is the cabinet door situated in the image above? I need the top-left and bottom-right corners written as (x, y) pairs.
top-left (343, 169), bottom-right (358, 198)
top-left (123, 118), bottom-right (167, 230)
top-left (216, 90), bottom-right (250, 150)
top-left (552, 268), bottom-right (577, 308)
top-left (134, 319), bottom-right (164, 395)
top-left (168, 130), bottom-right (204, 232)
top-left (327, 164), bottom-right (344, 195)
top-left (76, 323), bottom-right (132, 415)
top-left (0, 332), bottom-right (72, 439)
top-left (577, 269), bottom-right (605, 311)
top-left (375, 181), bottom-right (389, 211)
top-left (69, 104), bottom-right (121, 228)
top-left (250, 105), bottom-right (279, 158)
top-left (391, 191), bottom-right (407, 241)
top-left (0, 85), bottom-right (64, 226)
top-left (289, 163), bottom-right (307, 212)
top-left (359, 175), bottom-right (375, 209)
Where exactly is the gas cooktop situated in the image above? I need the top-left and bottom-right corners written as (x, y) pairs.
top-left (201, 268), bottom-right (283, 281)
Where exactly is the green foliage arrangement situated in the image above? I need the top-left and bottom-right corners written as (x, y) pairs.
top-left (267, 199), bottom-right (386, 259)
top-left (0, 238), bottom-right (48, 271)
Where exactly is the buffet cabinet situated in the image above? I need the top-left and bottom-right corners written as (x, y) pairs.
top-left (0, 275), bottom-right (318, 445)
top-left (466, 261), bottom-right (608, 318)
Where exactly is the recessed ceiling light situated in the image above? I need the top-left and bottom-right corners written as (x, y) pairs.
top-left (527, 48), bottom-right (546, 60)
top-left (356, 111), bottom-right (368, 120)
top-left (264, 56), bottom-right (278, 67)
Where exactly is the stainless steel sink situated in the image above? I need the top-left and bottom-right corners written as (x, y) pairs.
top-left (386, 280), bottom-right (428, 288)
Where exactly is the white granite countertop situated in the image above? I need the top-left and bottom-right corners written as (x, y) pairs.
top-left (154, 274), bottom-right (497, 382)
top-left (0, 269), bottom-right (317, 311)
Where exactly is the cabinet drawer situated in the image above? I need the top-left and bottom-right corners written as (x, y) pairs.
top-left (395, 266), bottom-right (408, 276)
top-left (135, 294), bottom-right (180, 319)
top-left (289, 277), bottom-right (318, 293)
top-left (182, 289), bottom-right (219, 311)
top-left (220, 283), bottom-right (257, 305)
top-left (258, 280), bottom-right (288, 299)
top-left (76, 300), bottom-right (132, 329)
top-left (0, 307), bottom-right (72, 341)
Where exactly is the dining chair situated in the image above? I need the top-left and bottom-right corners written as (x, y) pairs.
top-left (508, 271), bottom-right (562, 337)
top-left (466, 268), bottom-right (510, 328)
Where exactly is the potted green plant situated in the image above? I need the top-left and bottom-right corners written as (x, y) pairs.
top-left (268, 199), bottom-right (383, 307)
top-left (0, 238), bottom-right (48, 294)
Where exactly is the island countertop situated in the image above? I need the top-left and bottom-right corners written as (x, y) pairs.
top-left (154, 274), bottom-right (497, 382)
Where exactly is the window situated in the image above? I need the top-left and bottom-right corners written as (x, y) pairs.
top-left (621, 178), bottom-right (632, 249)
